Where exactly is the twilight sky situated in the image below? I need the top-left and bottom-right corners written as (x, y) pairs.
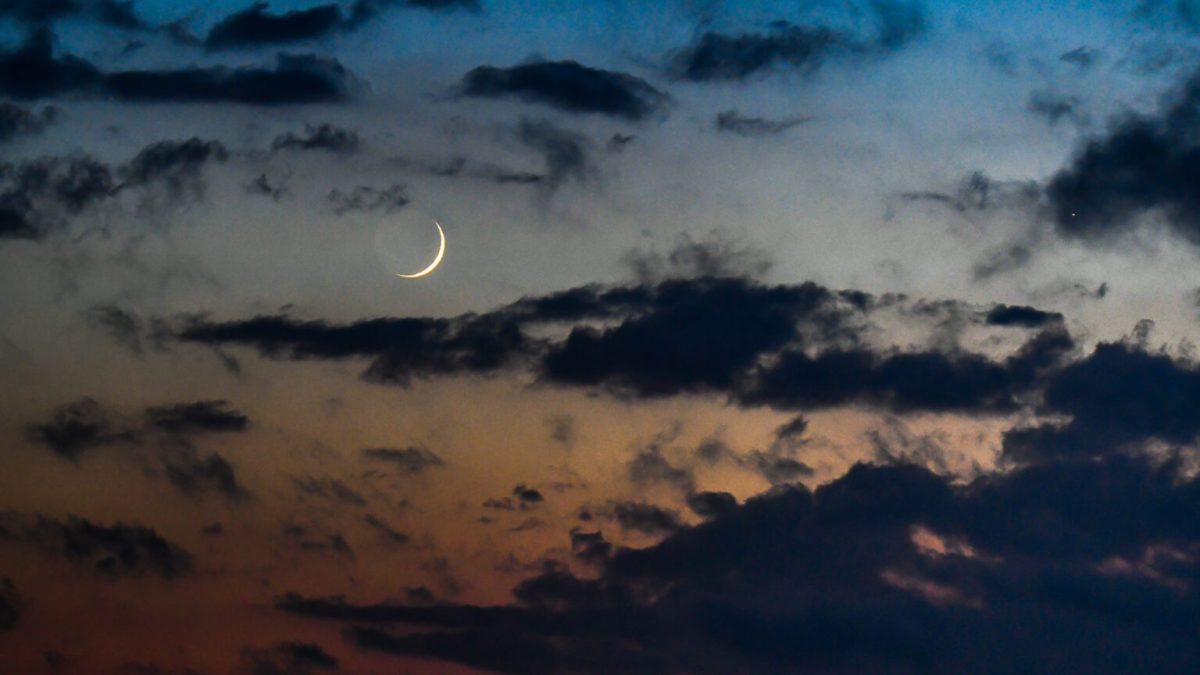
top-left (3, 1), bottom-right (1200, 673)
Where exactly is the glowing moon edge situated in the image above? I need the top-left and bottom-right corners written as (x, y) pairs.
top-left (395, 221), bottom-right (445, 279)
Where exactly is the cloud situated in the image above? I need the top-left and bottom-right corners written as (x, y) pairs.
top-left (246, 172), bottom-right (289, 201)
top-left (144, 400), bottom-right (249, 434)
top-left (27, 397), bottom-right (131, 461)
top-left (1003, 339), bottom-right (1200, 462)
top-left (983, 304), bottom-right (1063, 328)
top-left (484, 485), bottom-right (544, 511)
top-left (362, 446), bottom-right (444, 473)
top-left (569, 528), bottom-right (612, 564)
top-left (347, 0), bottom-right (481, 27)
top-left (294, 476), bottom-right (366, 506)
top-left (899, 171), bottom-right (1040, 215)
top-left (774, 415), bottom-right (809, 441)
top-left (119, 137), bottom-right (228, 195)
top-left (364, 514), bottom-right (409, 545)
top-left (0, 101), bottom-right (58, 143)
top-left (671, 23), bottom-right (840, 82)
top-left (0, 137), bottom-right (229, 242)
top-left (105, 53), bottom-right (357, 104)
top-left (0, 0), bottom-right (147, 29)
top-left (612, 501), bottom-right (683, 535)
top-left (1027, 90), bottom-right (1086, 126)
top-left (427, 156), bottom-right (544, 185)
top-left (175, 274), bottom-right (1083, 418)
top-left (513, 484), bottom-right (544, 504)
top-left (177, 311), bottom-right (530, 386)
top-left (621, 233), bottom-right (773, 283)
top-left (327, 183), bottom-right (407, 214)
top-left (0, 31), bottom-right (358, 104)
top-left (545, 413), bottom-right (574, 445)
top-left (85, 305), bottom-right (163, 354)
top-left (295, 532), bottom-right (355, 559)
top-left (240, 641), bottom-right (339, 674)
top-left (0, 154), bottom-right (115, 240)
top-left (205, 2), bottom-right (346, 49)
top-left (1061, 46), bottom-right (1099, 67)
top-left (271, 123), bottom-right (360, 154)
top-left (515, 118), bottom-right (593, 195)
top-left (627, 448), bottom-right (695, 492)
top-left (279, 450), bottom-right (1200, 674)
top-left (736, 329), bottom-right (1071, 414)
top-left (0, 577), bottom-right (20, 631)
top-left (165, 453), bottom-right (247, 501)
top-left (742, 450), bottom-right (814, 484)
top-left (28, 397), bottom-right (251, 498)
top-left (0, 28), bottom-right (101, 98)
top-left (203, 0), bottom-right (478, 49)
top-left (0, 514), bottom-right (194, 579)
top-left (685, 490), bottom-right (737, 519)
top-left (459, 60), bottom-right (668, 120)
top-left (670, 3), bottom-right (924, 82)
top-left (1045, 67), bottom-right (1200, 244)
top-left (542, 278), bottom-right (842, 397)
top-left (715, 109), bottom-right (810, 136)
top-left (400, 0), bottom-right (480, 10)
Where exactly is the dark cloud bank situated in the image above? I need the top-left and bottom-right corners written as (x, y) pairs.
top-left (279, 449), bottom-right (1200, 673)
top-left (160, 264), bottom-right (1200, 672)
top-left (173, 274), bottom-right (1074, 417)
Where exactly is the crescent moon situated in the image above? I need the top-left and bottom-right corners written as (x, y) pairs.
top-left (396, 221), bottom-right (445, 279)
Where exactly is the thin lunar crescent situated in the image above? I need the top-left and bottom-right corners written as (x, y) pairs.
top-left (396, 221), bottom-right (445, 279)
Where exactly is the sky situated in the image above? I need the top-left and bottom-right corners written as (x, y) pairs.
top-left (2, 0), bottom-right (1200, 673)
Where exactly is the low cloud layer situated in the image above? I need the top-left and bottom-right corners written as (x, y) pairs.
top-left (279, 450), bottom-right (1200, 673)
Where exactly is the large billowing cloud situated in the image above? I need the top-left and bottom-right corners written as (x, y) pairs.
top-left (1004, 339), bottom-right (1200, 462)
top-left (1045, 67), bottom-right (1200, 244)
top-left (279, 451), bottom-right (1200, 673)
